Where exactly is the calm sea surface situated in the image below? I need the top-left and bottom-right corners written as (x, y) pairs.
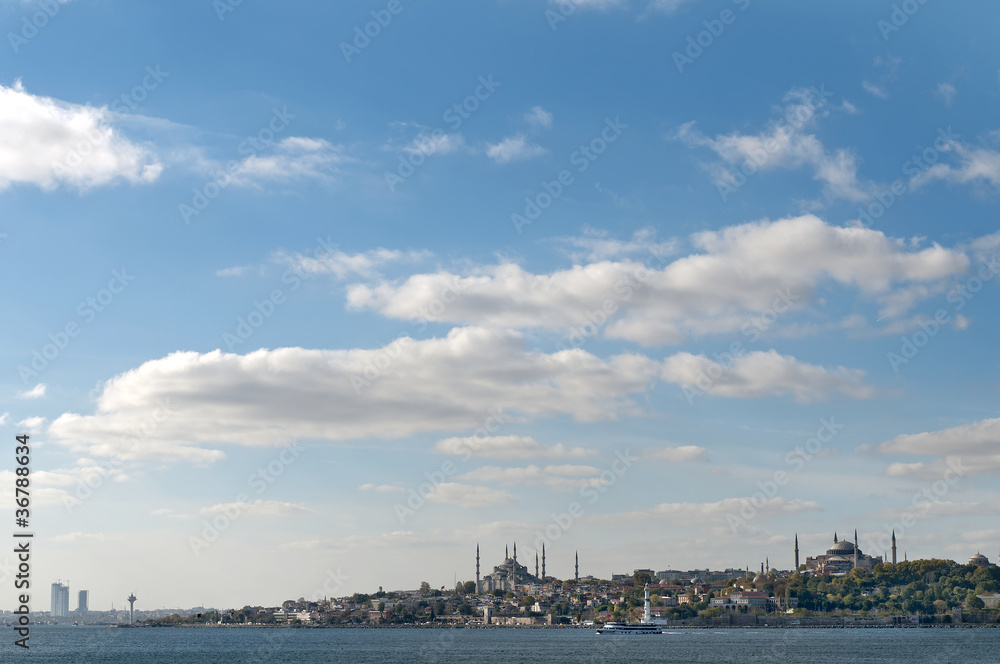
top-left (19, 626), bottom-right (1000, 663)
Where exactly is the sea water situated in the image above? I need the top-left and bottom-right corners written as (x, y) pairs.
top-left (19, 625), bottom-right (1000, 663)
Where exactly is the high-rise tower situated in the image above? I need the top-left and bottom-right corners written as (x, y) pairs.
top-left (127, 593), bottom-right (137, 625)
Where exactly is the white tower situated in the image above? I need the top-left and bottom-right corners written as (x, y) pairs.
top-left (643, 583), bottom-right (651, 624)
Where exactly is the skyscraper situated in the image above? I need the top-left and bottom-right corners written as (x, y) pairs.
top-left (51, 582), bottom-right (70, 617)
top-left (78, 590), bottom-right (89, 613)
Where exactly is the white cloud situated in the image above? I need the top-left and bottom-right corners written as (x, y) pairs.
top-left (646, 445), bottom-right (707, 462)
top-left (51, 532), bottom-right (118, 544)
top-left (48, 328), bottom-right (661, 464)
top-left (17, 416), bottom-right (47, 433)
top-left (403, 131), bottom-right (466, 156)
top-left (524, 106), bottom-right (553, 130)
top-left (868, 500), bottom-right (1000, 520)
top-left (879, 418), bottom-right (1000, 457)
top-left (675, 88), bottom-right (870, 202)
top-left (199, 500), bottom-right (315, 518)
top-left (348, 215), bottom-right (970, 344)
top-left (933, 82), bottom-right (957, 107)
top-left (215, 266), bottom-right (249, 277)
top-left (486, 135), bottom-right (546, 164)
top-left (862, 80), bottom-right (889, 99)
top-left (0, 81), bottom-right (161, 191)
top-left (609, 496), bottom-right (823, 523)
top-left (662, 350), bottom-right (875, 402)
top-left (457, 464), bottom-right (607, 492)
top-left (910, 139), bottom-right (1000, 191)
top-left (359, 484), bottom-right (405, 493)
top-left (553, 226), bottom-right (677, 262)
top-left (276, 245), bottom-right (428, 280)
top-left (17, 383), bottom-right (47, 399)
top-left (876, 418), bottom-right (1000, 478)
top-left (425, 483), bottom-right (516, 508)
top-left (231, 137), bottom-right (350, 187)
top-left (432, 435), bottom-right (596, 460)
top-left (0, 413), bottom-right (8, 426)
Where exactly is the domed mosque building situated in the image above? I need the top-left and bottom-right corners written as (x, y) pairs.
top-left (802, 531), bottom-right (885, 577)
top-left (968, 552), bottom-right (996, 568)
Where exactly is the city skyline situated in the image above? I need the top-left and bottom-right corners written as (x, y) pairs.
top-left (2, 0), bottom-right (1000, 609)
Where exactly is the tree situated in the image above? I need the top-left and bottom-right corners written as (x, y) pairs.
top-left (419, 581), bottom-right (431, 594)
top-left (633, 571), bottom-right (652, 587)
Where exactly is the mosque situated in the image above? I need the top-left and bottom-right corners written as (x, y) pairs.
top-left (475, 543), bottom-right (580, 593)
top-left (799, 531), bottom-right (887, 576)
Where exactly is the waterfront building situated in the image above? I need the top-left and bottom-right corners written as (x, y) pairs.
top-left (968, 552), bottom-right (996, 567)
top-left (51, 582), bottom-right (70, 617)
top-left (477, 543), bottom-right (541, 593)
top-left (802, 531), bottom-right (883, 576)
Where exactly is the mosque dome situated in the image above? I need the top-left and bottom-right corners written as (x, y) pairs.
top-left (827, 540), bottom-right (856, 555)
top-left (969, 553), bottom-right (990, 567)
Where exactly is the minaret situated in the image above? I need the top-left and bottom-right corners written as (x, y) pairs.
top-left (476, 543), bottom-right (481, 594)
top-left (535, 552), bottom-right (539, 579)
top-left (542, 543), bottom-right (546, 580)
top-left (513, 542), bottom-right (517, 562)
top-left (794, 533), bottom-right (800, 571)
top-left (643, 583), bottom-right (651, 624)
top-left (127, 593), bottom-right (137, 625)
top-left (575, 551), bottom-right (579, 583)
top-left (766, 557), bottom-right (769, 573)
top-left (834, 532), bottom-right (838, 543)
top-left (853, 530), bottom-right (859, 569)
top-left (891, 531), bottom-right (897, 565)
top-left (506, 544), bottom-right (509, 560)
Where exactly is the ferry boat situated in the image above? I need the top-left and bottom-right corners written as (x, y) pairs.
top-left (595, 584), bottom-right (662, 635)
top-left (595, 622), bottom-right (662, 635)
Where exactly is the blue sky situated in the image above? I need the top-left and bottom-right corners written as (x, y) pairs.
top-left (2, 0), bottom-right (1000, 610)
